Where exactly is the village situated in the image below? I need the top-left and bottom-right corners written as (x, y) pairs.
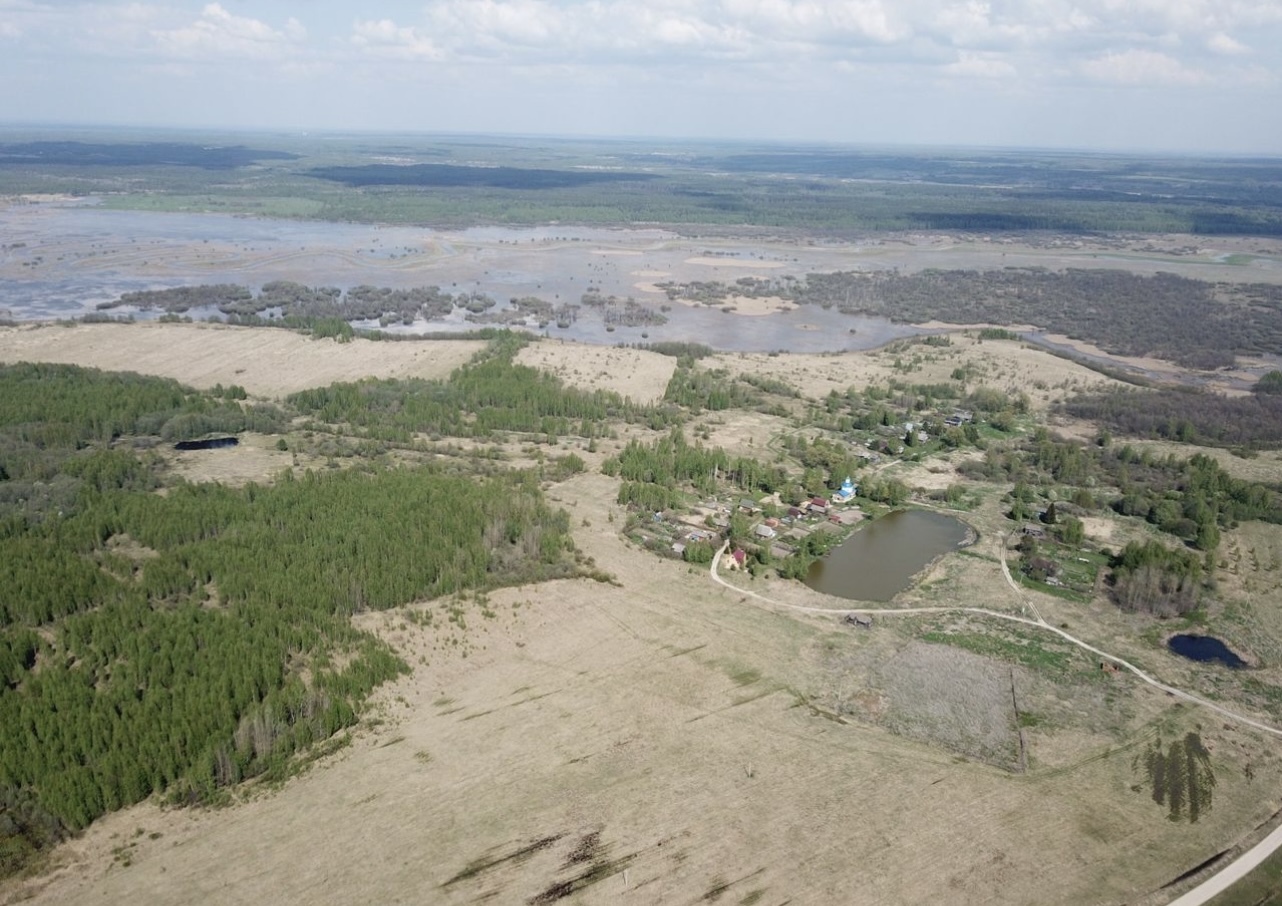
top-left (650, 473), bottom-right (866, 572)
top-left (615, 398), bottom-right (1115, 609)
top-left (621, 408), bottom-right (980, 578)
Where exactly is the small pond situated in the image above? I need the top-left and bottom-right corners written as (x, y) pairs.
top-left (1167, 634), bottom-right (1248, 669)
top-left (174, 437), bottom-right (239, 451)
top-left (804, 509), bottom-right (971, 602)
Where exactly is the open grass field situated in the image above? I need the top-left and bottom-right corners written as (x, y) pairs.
top-left (513, 341), bottom-right (677, 406)
top-left (0, 322), bottom-right (484, 398)
top-left (5, 325), bottom-right (1282, 905)
top-left (704, 331), bottom-right (1128, 412)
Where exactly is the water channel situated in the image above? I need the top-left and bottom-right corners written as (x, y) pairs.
top-left (804, 509), bottom-right (972, 602)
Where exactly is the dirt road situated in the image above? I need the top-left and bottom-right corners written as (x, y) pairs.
top-left (709, 537), bottom-right (1282, 905)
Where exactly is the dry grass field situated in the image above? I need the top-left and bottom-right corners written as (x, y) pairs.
top-left (513, 341), bottom-right (677, 406)
top-left (0, 322), bottom-right (484, 398)
top-left (163, 432), bottom-right (294, 486)
top-left (704, 332), bottom-right (1126, 412)
top-left (5, 325), bottom-right (1282, 906)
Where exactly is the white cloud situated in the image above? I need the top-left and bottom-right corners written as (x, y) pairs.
top-left (1081, 48), bottom-right (1206, 85)
top-left (351, 0), bottom-right (915, 66)
top-left (721, 0), bottom-right (907, 45)
top-left (1208, 32), bottom-right (1248, 55)
top-left (0, 0), bottom-right (52, 41)
top-left (150, 3), bottom-right (305, 61)
top-left (351, 19), bottom-right (443, 60)
top-left (944, 51), bottom-right (1017, 79)
top-left (334, 0), bottom-right (1282, 80)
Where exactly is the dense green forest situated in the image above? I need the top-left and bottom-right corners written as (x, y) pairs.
top-left (603, 428), bottom-right (782, 500)
top-left (0, 348), bottom-right (588, 877)
top-left (1109, 540), bottom-right (1206, 617)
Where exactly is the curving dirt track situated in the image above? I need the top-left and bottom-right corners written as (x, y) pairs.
top-left (710, 535), bottom-right (1282, 905)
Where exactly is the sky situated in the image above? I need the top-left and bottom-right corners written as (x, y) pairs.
top-left (1, 0), bottom-right (1281, 154)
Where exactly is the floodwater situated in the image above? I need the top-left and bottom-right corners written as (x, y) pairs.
top-left (1167, 634), bottom-right (1248, 669)
top-left (804, 509), bottom-right (971, 602)
top-left (18, 202), bottom-right (1275, 362)
top-left (0, 201), bottom-right (927, 353)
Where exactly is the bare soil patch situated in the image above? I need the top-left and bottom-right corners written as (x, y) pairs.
top-left (0, 323), bottom-right (483, 398)
top-left (887, 452), bottom-right (983, 491)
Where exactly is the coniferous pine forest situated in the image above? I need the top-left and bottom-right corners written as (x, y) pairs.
top-left (0, 337), bottom-right (613, 877)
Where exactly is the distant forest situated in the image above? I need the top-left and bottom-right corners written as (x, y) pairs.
top-left (0, 141), bottom-right (297, 170)
top-left (307, 163), bottom-right (656, 190)
top-left (2, 135), bottom-right (1281, 233)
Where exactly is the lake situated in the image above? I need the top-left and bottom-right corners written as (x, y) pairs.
top-left (804, 509), bottom-right (971, 602)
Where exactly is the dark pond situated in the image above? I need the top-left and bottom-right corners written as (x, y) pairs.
top-left (804, 509), bottom-right (971, 602)
top-left (1167, 634), bottom-right (1248, 669)
top-left (174, 437), bottom-right (239, 451)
